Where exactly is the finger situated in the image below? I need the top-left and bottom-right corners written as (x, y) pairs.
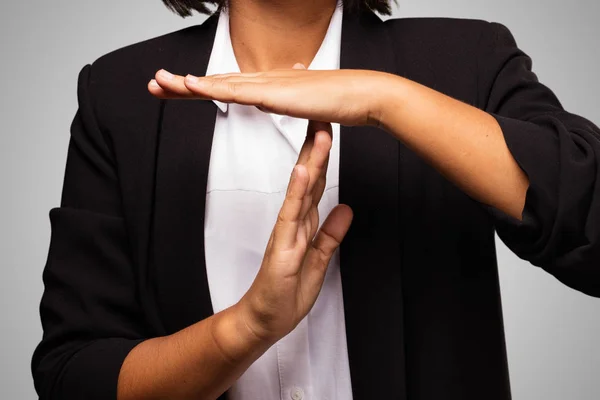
top-left (183, 74), bottom-right (267, 106)
top-left (148, 79), bottom-right (193, 100)
top-left (152, 70), bottom-right (202, 99)
top-left (312, 173), bottom-right (328, 210)
top-left (298, 122), bottom-right (332, 219)
top-left (251, 67), bottom-right (302, 112)
top-left (209, 71), bottom-right (264, 79)
top-left (299, 205), bottom-right (353, 300)
top-left (303, 134), bottom-right (333, 242)
top-left (305, 205), bottom-right (320, 243)
top-left (310, 135), bottom-right (331, 208)
top-left (151, 71), bottom-right (268, 100)
top-left (272, 164), bottom-right (310, 249)
top-left (295, 134), bottom-right (317, 220)
top-left (210, 68), bottom-right (305, 78)
top-left (153, 70), bottom-right (271, 105)
top-left (301, 167), bottom-right (329, 242)
top-left (296, 123), bottom-right (330, 220)
top-left (296, 123), bottom-right (316, 166)
top-left (298, 125), bottom-right (331, 240)
top-left (298, 122), bottom-right (331, 186)
top-left (211, 63), bottom-right (308, 80)
top-left (194, 75), bottom-right (272, 85)
top-left (306, 121), bottom-right (333, 176)
top-left (152, 70), bottom-right (268, 100)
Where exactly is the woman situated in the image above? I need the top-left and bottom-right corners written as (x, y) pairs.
top-left (32, 0), bottom-right (600, 399)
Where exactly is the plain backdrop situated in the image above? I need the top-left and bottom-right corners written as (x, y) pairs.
top-left (1, 0), bottom-right (599, 398)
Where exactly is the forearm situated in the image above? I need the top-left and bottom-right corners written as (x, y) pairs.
top-left (117, 302), bottom-right (273, 400)
top-left (376, 74), bottom-right (529, 220)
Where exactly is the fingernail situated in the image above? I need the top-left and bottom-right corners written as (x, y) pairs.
top-left (159, 69), bottom-right (174, 80)
top-left (149, 79), bottom-right (159, 88)
top-left (291, 165), bottom-right (298, 180)
top-left (185, 74), bottom-right (199, 85)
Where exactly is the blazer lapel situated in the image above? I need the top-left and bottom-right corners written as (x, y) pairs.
top-left (151, 14), bottom-right (220, 334)
top-left (339, 10), bottom-right (408, 400)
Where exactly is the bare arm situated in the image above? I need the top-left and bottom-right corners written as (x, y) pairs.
top-left (149, 23), bottom-right (600, 296)
top-left (151, 67), bottom-right (527, 221)
top-left (117, 121), bottom-right (353, 400)
top-left (376, 75), bottom-right (529, 220)
top-left (117, 304), bottom-right (268, 400)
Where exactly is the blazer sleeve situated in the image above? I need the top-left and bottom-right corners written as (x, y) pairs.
top-left (31, 64), bottom-right (147, 399)
top-left (478, 22), bottom-right (600, 297)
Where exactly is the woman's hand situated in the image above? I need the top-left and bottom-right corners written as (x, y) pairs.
top-left (235, 120), bottom-right (353, 343)
top-left (148, 64), bottom-right (529, 220)
top-left (149, 67), bottom-right (392, 126)
top-left (116, 122), bottom-right (351, 399)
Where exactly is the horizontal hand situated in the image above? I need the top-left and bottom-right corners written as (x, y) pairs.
top-left (149, 67), bottom-right (392, 126)
top-left (149, 65), bottom-right (528, 220)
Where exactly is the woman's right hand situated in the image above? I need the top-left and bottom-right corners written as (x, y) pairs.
top-left (237, 120), bottom-right (353, 343)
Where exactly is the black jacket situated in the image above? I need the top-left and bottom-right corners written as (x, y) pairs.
top-left (32, 9), bottom-right (600, 400)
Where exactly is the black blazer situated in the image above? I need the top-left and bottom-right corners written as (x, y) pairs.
top-left (32, 9), bottom-right (600, 400)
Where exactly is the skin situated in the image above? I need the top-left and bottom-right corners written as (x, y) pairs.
top-left (148, 69), bottom-right (528, 224)
top-left (118, 0), bottom-right (529, 398)
top-left (118, 120), bottom-right (354, 400)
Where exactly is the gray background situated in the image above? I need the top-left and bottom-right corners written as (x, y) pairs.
top-left (1, 0), bottom-right (599, 398)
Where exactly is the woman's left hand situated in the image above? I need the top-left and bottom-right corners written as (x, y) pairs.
top-left (148, 66), bottom-right (394, 126)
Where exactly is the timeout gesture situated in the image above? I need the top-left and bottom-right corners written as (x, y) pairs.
top-left (238, 120), bottom-right (353, 343)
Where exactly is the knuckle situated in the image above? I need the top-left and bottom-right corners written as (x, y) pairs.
top-left (227, 81), bottom-right (240, 98)
top-left (312, 243), bottom-right (332, 266)
top-left (314, 231), bottom-right (339, 260)
top-left (257, 97), bottom-right (274, 112)
top-left (209, 78), bottom-right (222, 90)
top-left (322, 229), bottom-right (341, 247)
top-left (276, 212), bottom-right (287, 226)
top-left (285, 187), bottom-right (296, 200)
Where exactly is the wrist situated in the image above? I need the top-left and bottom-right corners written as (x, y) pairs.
top-left (368, 72), bottom-right (407, 130)
top-left (209, 303), bottom-right (274, 365)
top-left (234, 297), bottom-right (283, 345)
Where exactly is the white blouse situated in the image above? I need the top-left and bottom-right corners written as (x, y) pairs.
top-left (203, 3), bottom-right (353, 400)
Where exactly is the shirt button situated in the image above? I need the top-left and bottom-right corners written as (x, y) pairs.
top-left (290, 386), bottom-right (304, 400)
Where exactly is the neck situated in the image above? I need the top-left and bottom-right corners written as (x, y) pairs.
top-left (227, 0), bottom-right (338, 72)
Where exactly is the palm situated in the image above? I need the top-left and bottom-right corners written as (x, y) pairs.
top-left (240, 121), bottom-right (352, 342)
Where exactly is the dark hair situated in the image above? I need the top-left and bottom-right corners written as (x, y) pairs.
top-left (161, 0), bottom-right (393, 17)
